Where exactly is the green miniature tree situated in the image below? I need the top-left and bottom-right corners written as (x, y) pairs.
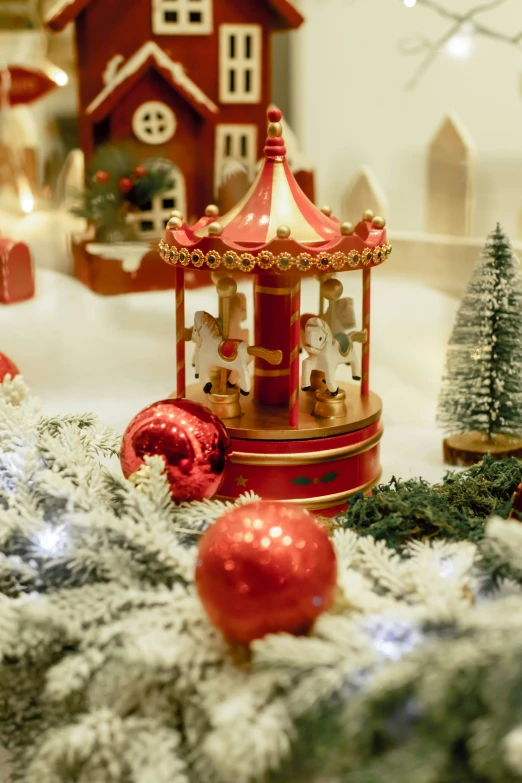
top-left (438, 224), bottom-right (522, 440)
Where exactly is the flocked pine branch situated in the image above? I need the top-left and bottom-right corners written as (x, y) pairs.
top-left (398, 0), bottom-right (522, 89)
top-left (2, 379), bottom-right (522, 782)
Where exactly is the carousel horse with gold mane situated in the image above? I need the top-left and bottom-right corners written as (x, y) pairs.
top-left (301, 317), bottom-right (367, 396)
top-left (192, 311), bottom-right (282, 396)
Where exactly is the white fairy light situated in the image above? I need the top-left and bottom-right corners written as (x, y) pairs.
top-left (33, 525), bottom-right (67, 555)
top-left (404, 0), bottom-right (417, 7)
top-left (445, 24), bottom-right (474, 60)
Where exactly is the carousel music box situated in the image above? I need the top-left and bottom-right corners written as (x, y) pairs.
top-left (159, 108), bottom-right (391, 514)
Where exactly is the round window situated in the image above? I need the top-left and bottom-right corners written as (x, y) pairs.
top-left (132, 101), bottom-right (177, 145)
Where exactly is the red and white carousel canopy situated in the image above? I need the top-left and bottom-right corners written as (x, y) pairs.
top-left (160, 108), bottom-right (391, 275)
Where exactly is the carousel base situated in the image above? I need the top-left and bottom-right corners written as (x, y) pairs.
top-left (187, 382), bottom-right (383, 514)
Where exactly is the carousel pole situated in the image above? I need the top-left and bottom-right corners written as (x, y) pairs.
top-left (361, 268), bottom-right (371, 397)
top-left (175, 266), bottom-right (186, 398)
top-left (216, 277), bottom-right (237, 393)
top-left (289, 275), bottom-right (301, 427)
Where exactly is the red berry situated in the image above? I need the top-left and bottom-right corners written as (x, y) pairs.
top-left (118, 177), bottom-right (133, 194)
top-left (94, 170), bottom-right (110, 184)
top-left (134, 165), bottom-right (147, 178)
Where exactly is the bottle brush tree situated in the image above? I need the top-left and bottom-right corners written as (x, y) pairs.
top-left (438, 224), bottom-right (522, 443)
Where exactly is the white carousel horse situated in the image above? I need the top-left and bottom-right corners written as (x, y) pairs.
top-left (301, 317), bottom-right (366, 396)
top-left (192, 311), bottom-right (282, 396)
top-left (300, 297), bottom-right (356, 348)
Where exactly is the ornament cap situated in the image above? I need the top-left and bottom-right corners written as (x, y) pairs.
top-left (341, 221), bottom-right (354, 235)
top-left (264, 106), bottom-right (286, 159)
top-left (276, 224), bottom-right (291, 239)
top-left (208, 221), bottom-right (224, 236)
top-left (168, 216), bottom-right (183, 230)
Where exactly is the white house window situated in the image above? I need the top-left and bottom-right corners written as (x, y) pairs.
top-left (132, 101), bottom-right (177, 145)
top-left (137, 166), bottom-right (186, 239)
top-left (215, 124), bottom-right (257, 192)
top-left (219, 24), bottom-right (261, 104)
top-left (152, 0), bottom-right (212, 35)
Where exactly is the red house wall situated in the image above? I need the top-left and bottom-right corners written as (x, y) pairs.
top-left (72, 0), bottom-right (292, 217)
top-left (104, 70), bottom-right (202, 217)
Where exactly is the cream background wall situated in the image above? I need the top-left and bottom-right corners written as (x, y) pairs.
top-left (290, 0), bottom-right (522, 237)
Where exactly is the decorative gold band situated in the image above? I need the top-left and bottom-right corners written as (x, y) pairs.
top-left (255, 367), bottom-right (290, 377)
top-left (290, 346), bottom-right (299, 362)
top-left (230, 428), bottom-right (383, 466)
top-left (160, 242), bottom-right (392, 274)
top-left (176, 291), bottom-right (184, 307)
top-left (177, 360), bottom-right (185, 372)
top-left (216, 472), bottom-right (382, 512)
top-left (289, 388), bottom-right (299, 407)
top-left (290, 311), bottom-right (300, 327)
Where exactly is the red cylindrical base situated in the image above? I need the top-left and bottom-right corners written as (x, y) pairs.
top-left (218, 420), bottom-right (383, 513)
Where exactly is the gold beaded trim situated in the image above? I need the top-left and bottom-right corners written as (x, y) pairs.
top-left (159, 241), bottom-right (392, 272)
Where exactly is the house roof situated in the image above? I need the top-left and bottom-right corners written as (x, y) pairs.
top-left (45, 0), bottom-right (304, 32)
top-left (86, 42), bottom-right (218, 122)
top-left (160, 108), bottom-right (390, 273)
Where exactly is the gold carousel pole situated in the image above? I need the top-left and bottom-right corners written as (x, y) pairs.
top-left (361, 268), bottom-right (371, 397)
top-left (216, 277), bottom-right (237, 393)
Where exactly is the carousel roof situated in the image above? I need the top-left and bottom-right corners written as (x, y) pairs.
top-left (160, 108), bottom-right (391, 275)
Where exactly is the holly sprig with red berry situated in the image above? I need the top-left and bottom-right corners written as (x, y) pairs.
top-left (74, 145), bottom-right (175, 241)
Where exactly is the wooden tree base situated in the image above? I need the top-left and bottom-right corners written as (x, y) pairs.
top-left (443, 431), bottom-right (522, 467)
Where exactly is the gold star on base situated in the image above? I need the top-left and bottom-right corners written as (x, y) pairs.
top-left (236, 475), bottom-right (248, 487)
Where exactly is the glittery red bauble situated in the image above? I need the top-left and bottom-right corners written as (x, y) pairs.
top-left (196, 501), bottom-right (337, 644)
top-left (0, 352), bottom-right (19, 382)
top-left (121, 399), bottom-right (231, 503)
top-left (94, 170), bottom-right (110, 184)
top-left (118, 177), bottom-right (133, 194)
top-left (133, 165), bottom-right (147, 178)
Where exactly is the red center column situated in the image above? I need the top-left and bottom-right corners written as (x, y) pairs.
top-left (254, 273), bottom-right (298, 405)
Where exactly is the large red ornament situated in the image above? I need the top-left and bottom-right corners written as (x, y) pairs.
top-left (0, 352), bottom-right (19, 382)
top-left (118, 177), bottom-right (133, 194)
top-left (121, 399), bottom-right (231, 503)
top-left (195, 501), bottom-right (337, 644)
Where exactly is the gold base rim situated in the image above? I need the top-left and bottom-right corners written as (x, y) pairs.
top-left (229, 427), bottom-right (383, 466)
top-left (185, 381), bottom-right (382, 441)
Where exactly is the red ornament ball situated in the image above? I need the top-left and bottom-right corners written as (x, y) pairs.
top-left (118, 177), bottom-right (133, 194)
top-left (121, 399), bottom-right (231, 503)
top-left (196, 501), bottom-right (337, 644)
top-left (133, 165), bottom-right (147, 178)
top-left (94, 170), bottom-right (110, 184)
top-left (0, 352), bottom-right (19, 382)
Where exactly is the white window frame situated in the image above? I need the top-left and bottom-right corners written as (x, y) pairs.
top-left (137, 168), bottom-right (186, 240)
top-left (152, 0), bottom-right (213, 35)
top-left (132, 101), bottom-right (177, 146)
top-left (214, 124), bottom-right (258, 194)
top-left (219, 24), bottom-right (262, 104)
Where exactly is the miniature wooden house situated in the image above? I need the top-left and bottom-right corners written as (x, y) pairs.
top-left (45, 0), bottom-right (304, 240)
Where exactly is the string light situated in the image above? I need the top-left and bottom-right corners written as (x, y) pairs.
top-left (445, 23), bottom-right (474, 60)
top-left (33, 525), bottom-right (67, 555)
top-left (404, 0), bottom-right (417, 7)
